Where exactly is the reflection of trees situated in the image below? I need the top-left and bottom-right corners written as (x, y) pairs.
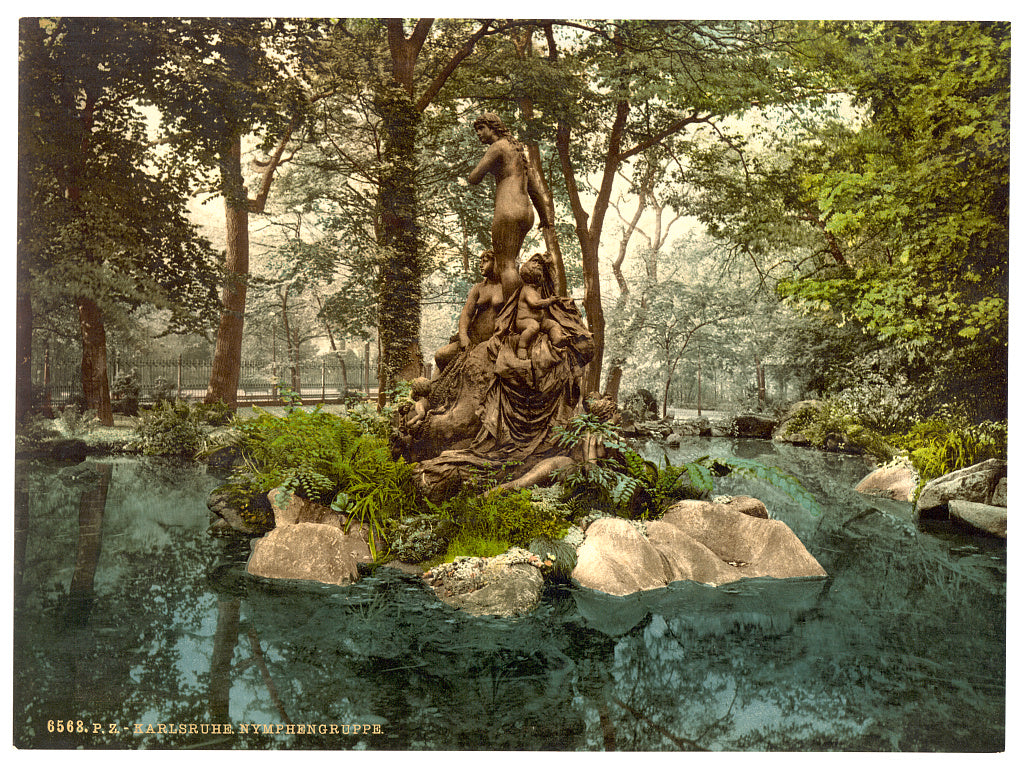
top-left (237, 581), bottom-right (588, 750)
top-left (13, 460), bottom-right (262, 749)
top-left (69, 463), bottom-right (112, 623)
top-left (14, 451), bottom-right (1005, 751)
top-left (209, 597), bottom-right (241, 725)
top-left (593, 495), bottom-right (1005, 752)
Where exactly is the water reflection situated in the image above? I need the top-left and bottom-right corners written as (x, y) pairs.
top-left (12, 449), bottom-right (1005, 751)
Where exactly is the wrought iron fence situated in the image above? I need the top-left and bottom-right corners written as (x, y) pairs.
top-left (33, 354), bottom-right (379, 411)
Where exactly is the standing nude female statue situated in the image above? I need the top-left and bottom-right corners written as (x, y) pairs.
top-left (468, 112), bottom-right (553, 300)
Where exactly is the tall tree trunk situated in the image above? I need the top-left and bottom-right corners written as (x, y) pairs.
top-left (278, 286), bottom-right (301, 393)
top-left (604, 366), bottom-right (623, 401)
top-left (15, 270), bottom-right (33, 423)
top-left (662, 369), bottom-right (674, 420)
top-left (696, 347), bottom-right (703, 417)
top-left (315, 292), bottom-right (349, 395)
top-left (755, 355), bottom-right (766, 410)
top-left (78, 296), bottom-right (113, 425)
top-left (556, 92), bottom-right (628, 397)
top-left (514, 27), bottom-right (566, 294)
top-left (375, 83), bottom-right (424, 405)
top-left (206, 133), bottom-right (249, 408)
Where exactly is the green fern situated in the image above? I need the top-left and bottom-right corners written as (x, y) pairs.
top-left (695, 455), bottom-right (822, 517)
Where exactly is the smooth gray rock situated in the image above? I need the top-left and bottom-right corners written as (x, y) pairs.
top-left (733, 414), bottom-right (777, 439)
top-left (992, 477), bottom-right (1007, 507)
top-left (947, 499), bottom-right (1007, 538)
top-left (425, 548), bottom-right (546, 616)
top-left (916, 458), bottom-right (1007, 517)
top-left (446, 563), bottom-right (545, 617)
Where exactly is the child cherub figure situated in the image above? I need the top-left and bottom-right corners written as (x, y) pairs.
top-left (404, 377), bottom-right (433, 431)
top-left (515, 254), bottom-right (569, 359)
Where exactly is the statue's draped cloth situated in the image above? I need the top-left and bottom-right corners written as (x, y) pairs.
top-left (416, 289), bottom-right (594, 496)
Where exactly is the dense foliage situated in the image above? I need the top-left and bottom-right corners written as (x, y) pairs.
top-left (214, 406), bottom-right (416, 558)
top-left (435, 488), bottom-right (573, 564)
top-left (553, 413), bottom-right (821, 519)
top-left (890, 410), bottom-right (1007, 489)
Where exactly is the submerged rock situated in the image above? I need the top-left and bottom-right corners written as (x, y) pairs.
top-left (206, 486), bottom-right (264, 536)
top-left (947, 500), bottom-right (1007, 538)
top-left (425, 548), bottom-right (546, 616)
top-left (571, 499), bottom-right (826, 597)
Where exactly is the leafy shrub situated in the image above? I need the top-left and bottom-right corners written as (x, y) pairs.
top-left (149, 376), bottom-right (176, 404)
top-left (554, 414), bottom-right (720, 519)
top-left (217, 406), bottom-right (419, 559)
top-left (621, 388), bottom-right (659, 421)
top-left (111, 369), bottom-right (140, 416)
top-left (890, 408), bottom-right (1007, 486)
top-left (57, 404), bottom-right (99, 436)
top-left (554, 413), bottom-right (822, 518)
top-left (780, 398), bottom-right (894, 462)
top-left (834, 368), bottom-right (923, 433)
top-left (14, 415), bottom-right (64, 455)
top-left (343, 402), bottom-right (392, 441)
top-left (134, 401), bottom-right (208, 457)
top-left (193, 400), bottom-right (235, 427)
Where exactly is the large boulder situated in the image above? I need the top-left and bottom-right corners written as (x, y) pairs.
top-left (572, 518), bottom-right (672, 596)
top-left (773, 399), bottom-right (822, 445)
top-left (645, 520), bottom-right (744, 585)
top-left (915, 458), bottom-right (1007, 516)
top-left (855, 464), bottom-right (917, 502)
top-left (572, 500), bottom-right (826, 597)
top-left (247, 523), bottom-right (361, 586)
top-left (733, 414), bottom-right (777, 439)
top-left (660, 501), bottom-right (826, 581)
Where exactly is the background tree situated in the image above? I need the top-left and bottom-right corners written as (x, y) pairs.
top-left (147, 18), bottom-right (328, 408)
top-left (681, 20), bottom-right (1009, 419)
top-left (528, 20), bottom-right (824, 394)
top-left (18, 17), bottom-right (220, 424)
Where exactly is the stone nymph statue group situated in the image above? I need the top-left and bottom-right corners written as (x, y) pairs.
top-left (397, 113), bottom-right (602, 500)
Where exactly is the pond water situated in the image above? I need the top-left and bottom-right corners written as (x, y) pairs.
top-left (13, 439), bottom-right (1005, 751)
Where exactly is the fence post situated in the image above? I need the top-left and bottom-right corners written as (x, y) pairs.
top-left (321, 360), bottom-right (326, 403)
top-left (363, 341), bottom-right (370, 397)
top-left (42, 340), bottom-right (53, 417)
top-left (177, 353), bottom-right (183, 401)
